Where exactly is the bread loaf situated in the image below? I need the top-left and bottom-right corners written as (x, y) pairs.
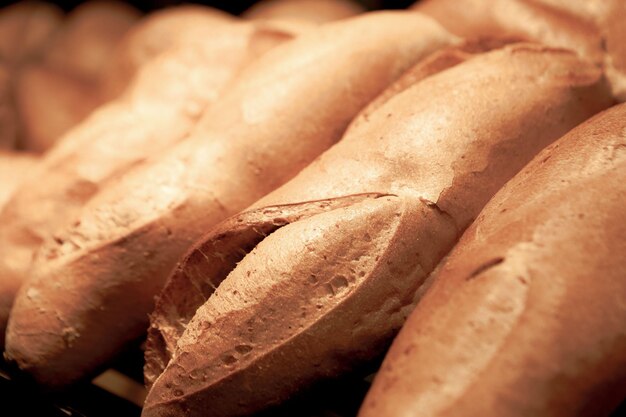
top-left (103, 5), bottom-right (234, 99)
top-left (6, 1), bottom-right (140, 151)
top-left (141, 43), bottom-right (612, 417)
top-left (15, 64), bottom-right (101, 152)
top-left (360, 102), bottom-right (626, 417)
top-left (604, 1), bottom-right (626, 101)
top-left (0, 2), bottom-right (63, 150)
top-left (411, 0), bottom-right (604, 62)
top-left (0, 64), bottom-right (17, 149)
top-left (0, 20), bottom-right (297, 350)
top-left (142, 36), bottom-right (515, 386)
top-left (0, 151), bottom-right (38, 210)
top-left (243, 0), bottom-right (364, 23)
top-left (0, 1), bottom-right (62, 66)
top-left (5, 11), bottom-right (455, 388)
top-left (42, 1), bottom-right (140, 83)
top-left (412, 0), bottom-right (626, 100)
top-left (0, 150), bottom-right (38, 346)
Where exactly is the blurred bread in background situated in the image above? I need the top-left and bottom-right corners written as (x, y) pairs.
top-left (0, 1), bottom-right (62, 66)
top-left (102, 5), bottom-right (233, 99)
top-left (0, 1), bottom-right (140, 152)
top-left (243, 0), bottom-right (364, 23)
top-left (0, 150), bottom-right (38, 209)
top-left (412, 0), bottom-right (626, 100)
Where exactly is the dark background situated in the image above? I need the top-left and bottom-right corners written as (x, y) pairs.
top-left (0, 0), bottom-right (416, 14)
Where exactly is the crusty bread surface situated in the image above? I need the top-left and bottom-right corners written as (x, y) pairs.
top-left (0, 19), bottom-right (299, 351)
top-left (360, 102), bottom-right (626, 417)
top-left (0, 150), bottom-right (38, 346)
top-left (142, 43), bottom-right (613, 417)
top-left (412, 0), bottom-right (626, 100)
top-left (102, 5), bottom-right (233, 99)
top-left (5, 11), bottom-right (455, 388)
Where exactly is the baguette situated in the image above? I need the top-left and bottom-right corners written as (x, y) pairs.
top-left (143, 37), bottom-right (516, 388)
top-left (5, 11), bottom-right (455, 388)
top-left (360, 102), bottom-right (626, 417)
top-left (0, 1), bottom-right (62, 66)
top-left (8, 1), bottom-right (141, 151)
top-left (0, 64), bottom-right (17, 149)
top-left (412, 0), bottom-right (626, 100)
top-left (0, 20), bottom-right (297, 349)
top-left (604, 1), bottom-right (626, 101)
top-left (0, 150), bottom-right (38, 346)
top-left (42, 0), bottom-right (140, 83)
top-left (0, 151), bottom-right (38, 210)
top-left (141, 43), bottom-right (612, 417)
top-left (103, 5), bottom-right (234, 99)
top-left (15, 64), bottom-right (101, 152)
top-left (243, 0), bottom-right (364, 23)
top-left (0, 2), bottom-right (63, 150)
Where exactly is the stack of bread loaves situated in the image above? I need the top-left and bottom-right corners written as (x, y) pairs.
top-left (0, 1), bottom-right (141, 152)
top-left (1, 1), bottom-right (625, 417)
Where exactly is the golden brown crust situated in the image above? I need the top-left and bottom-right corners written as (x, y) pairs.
top-left (360, 102), bottom-right (626, 417)
top-left (15, 64), bottom-right (101, 152)
top-left (350, 37), bottom-right (520, 133)
top-left (142, 43), bottom-right (613, 417)
top-left (0, 2), bottom-right (139, 152)
top-left (146, 195), bottom-right (457, 417)
top-left (0, 21), bottom-right (296, 351)
top-left (256, 44), bottom-right (611, 219)
top-left (5, 12), bottom-right (454, 387)
top-left (102, 5), bottom-right (233, 99)
top-left (0, 1), bottom-right (63, 66)
top-left (243, 0), bottom-right (364, 24)
top-left (603, 1), bottom-right (626, 100)
top-left (0, 64), bottom-right (17, 149)
top-left (0, 150), bottom-right (38, 346)
top-left (42, 1), bottom-right (140, 82)
top-left (412, 0), bottom-right (626, 100)
top-left (0, 150), bottom-right (37, 211)
top-left (143, 38), bottom-right (509, 389)
top-left (413, 0), bottom-right (603, 62)
top-left (144, 193), bottom-right (387, 388)
top-left (0, 2), bottom-right (64, 151)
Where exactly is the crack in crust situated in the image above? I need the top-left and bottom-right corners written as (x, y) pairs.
top-left (144, 192), bottom-right (388, 387)
top-left (466, 257), bottom-right (505, 280)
